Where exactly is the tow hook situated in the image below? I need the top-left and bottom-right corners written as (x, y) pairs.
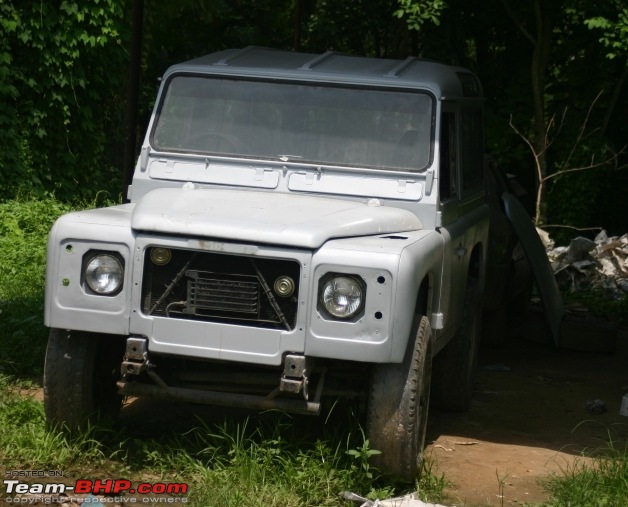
top-left (121, 336), bottom-right (149, 376)
top-left (280, 354), bottom-right (314, 400)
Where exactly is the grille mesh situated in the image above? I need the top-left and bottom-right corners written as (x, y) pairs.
top-left (142, 248), bottom-right (300, 330)
top-left (187, 271), bottom-right (259, 314)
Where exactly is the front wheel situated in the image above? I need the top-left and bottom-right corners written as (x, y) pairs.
top-left (367, 315), bottom-right (432, 482)
top-left (43, 329), bottom-right (124, 430)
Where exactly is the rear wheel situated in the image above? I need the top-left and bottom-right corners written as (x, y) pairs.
top-left (367, 315), bottom-right (432, 482)
top-left (431, 277), bottom-right (481, 411)
top-left (44, 329), bottom-right (124, 429)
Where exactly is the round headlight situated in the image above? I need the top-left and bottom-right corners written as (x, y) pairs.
top-left (320, 275), bottom-right (364, 319)
top-left (85, 254), bottom-right (124, 295)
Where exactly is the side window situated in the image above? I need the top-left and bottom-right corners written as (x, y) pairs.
top-left (460, 109), bottom-right (484, 193)
top-left (439, 112), bottom-right (457, 201)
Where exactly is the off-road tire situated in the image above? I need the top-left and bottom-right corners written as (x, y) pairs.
top-left (43, 329), bottom-right (124, 430)
top-left (431, 277), bottom-right (481, 411)
top-left (367, 315), bottom-right (432, 482)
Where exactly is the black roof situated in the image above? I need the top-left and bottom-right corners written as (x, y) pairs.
top-left (164, 47), bottom-right (482, 100)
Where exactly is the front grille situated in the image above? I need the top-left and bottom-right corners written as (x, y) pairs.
top-left (142, 248), bottom-right (300, 330)
top-left (186, 271), bottom-right (259, 315)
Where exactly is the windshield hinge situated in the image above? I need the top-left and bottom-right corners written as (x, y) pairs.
top-left (139, 145), bottom-right (151, 172)
top-left (425, 168), bottom-right (434, 195)
top-left (296, 170), bottom-right (319, 185)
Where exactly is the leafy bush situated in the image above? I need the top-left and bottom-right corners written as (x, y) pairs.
top-left (0, 1), bottom-right (127, 200)
top-left (0, 196), bottom-right (76, 375)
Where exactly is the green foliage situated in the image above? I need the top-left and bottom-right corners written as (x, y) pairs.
top-left (0, 0), bottom-right (128, 200)
top-left (0, 196), bottom-right (79, 375)
top-left (585, 7), bottom-right (628, 60)
top-left (0, 379), bottom-right (449, 506)
top-left (395, 0), bottom-right (446, 29)
top-left (546, 167), bottom-right (609, 240)
top-left (125, 410), bottom-right (402, 506)
top-left (303, 0), bottom-right (407, 57)
top-left (564, 288), bottom-right (628, 325)
top-left (346, 434), bottom-right (381, 480)
top-left (417, 456), bottom-right (451, 505)
top-left (541, 435), bottom-right (628, 507)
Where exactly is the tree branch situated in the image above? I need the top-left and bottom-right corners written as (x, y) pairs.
top-left (560, 90), bottom-right (604, 172)
top-left (498, 0), bottom-right (535, 44)
top-left (540, 224), bottom-right (603, 232)
top-left (545, 146), bottom-right (627, 183)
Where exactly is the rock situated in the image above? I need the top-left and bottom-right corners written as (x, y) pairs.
top-left (585, 399), bottom-right (607, 415)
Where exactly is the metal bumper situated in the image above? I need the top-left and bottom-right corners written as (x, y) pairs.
top-left (116, 380), bottom-right (322, 415)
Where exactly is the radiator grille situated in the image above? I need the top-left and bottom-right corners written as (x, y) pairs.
top-left (186, 271), bottom-right (259, 315)
top-left (142, 248), bottom-right (300, 330)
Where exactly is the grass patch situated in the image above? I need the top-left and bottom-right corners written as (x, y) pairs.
top-left (0, 193), bottom-right (116, 375)
top-left (540, 437), bottom-right (628, 507)
top-left (0, 196), bottom-right (76, 375)
top-left (564, 288), bottom-right (628, 326)
top-left (0, 376), bottom-right (447, 506)
top-left (0, 374), bottom-right (110, 469)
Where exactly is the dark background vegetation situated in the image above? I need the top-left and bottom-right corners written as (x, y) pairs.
top-left (0, 0), bottom-right (626, 236)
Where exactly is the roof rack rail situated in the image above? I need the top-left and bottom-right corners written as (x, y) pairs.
top-left (215, 46), bottom-right (265, 66)
top-left (299, 51), bottom-right (337, 71)
top-left (385, 56), bottom-right (418, 78)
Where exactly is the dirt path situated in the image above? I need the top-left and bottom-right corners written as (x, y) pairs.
top-left (425, 316), bottom-right (628, 506)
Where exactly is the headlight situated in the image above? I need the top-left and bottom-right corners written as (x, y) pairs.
top-left (84, 253), bottom-right (124, 295)
top-left (320, 275), bottom-right (365, 319)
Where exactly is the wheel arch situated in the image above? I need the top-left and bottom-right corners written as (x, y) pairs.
top-left (468, 240), bottom-right (485, 289)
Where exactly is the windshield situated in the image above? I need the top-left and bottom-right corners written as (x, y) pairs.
top-left (152, 76), bottom-right (434, 171)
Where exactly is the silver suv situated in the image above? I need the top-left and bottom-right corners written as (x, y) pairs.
top-left (44, 47), bottom-right (491, 481)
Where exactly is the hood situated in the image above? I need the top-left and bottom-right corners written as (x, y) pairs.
top-left (131, 188), bottom-right (422, 248)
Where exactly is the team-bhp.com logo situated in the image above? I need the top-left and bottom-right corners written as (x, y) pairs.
top-left (3, 477), bottom-right (189, 504)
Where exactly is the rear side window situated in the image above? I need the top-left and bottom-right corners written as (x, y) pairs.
top-left (439, 111), bottom-right (457, 201)
top-left (460, 109), bottom-right (484, 192)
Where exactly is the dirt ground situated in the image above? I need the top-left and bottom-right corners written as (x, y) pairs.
top-left (425, 313), bottom-right (628, 507)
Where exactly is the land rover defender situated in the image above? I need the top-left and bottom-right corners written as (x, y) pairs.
top-left (44, 47), bottom-right (490, 480)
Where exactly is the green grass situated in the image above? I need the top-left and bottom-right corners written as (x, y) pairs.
top-left (0, 374), bottom-right (110, 469)
top-left (539, 437), bottom-right (628, 507)
top-left (564, 288), bottom-right (628, 326)
top-left (0, 196), bottom-right (76, 375)
top-left (0, 374), bottom-right (444, 506)
top-left (0, 193), bottom-right (118, 375)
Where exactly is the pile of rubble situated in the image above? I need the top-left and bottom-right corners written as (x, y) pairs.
top-left (538, 229), bottom-right (628, 298)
